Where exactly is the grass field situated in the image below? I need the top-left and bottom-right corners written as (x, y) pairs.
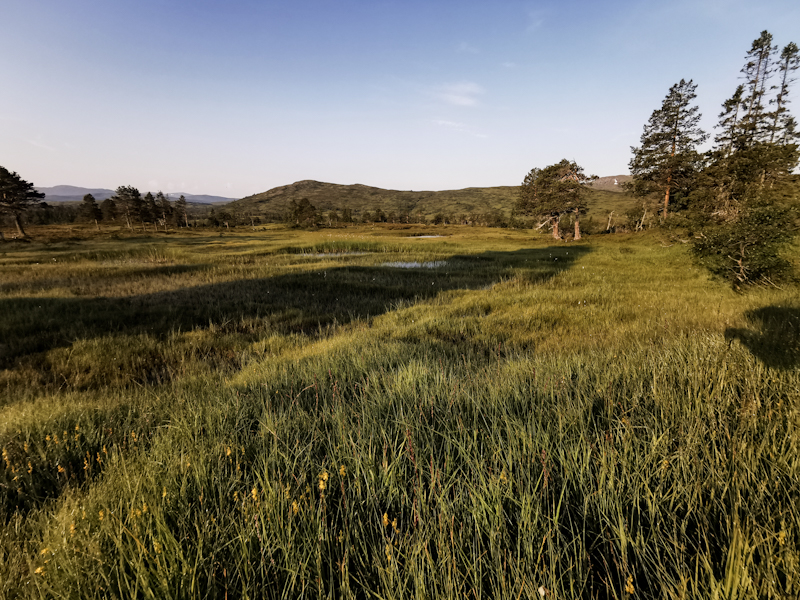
top-left (1, 224), bottom-right (798, 599)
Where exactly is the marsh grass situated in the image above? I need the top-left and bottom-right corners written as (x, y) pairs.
top-left (0, 226), bottom-right (798, 599)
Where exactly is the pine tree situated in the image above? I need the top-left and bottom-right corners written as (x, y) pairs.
top-left (112, 186), bottom-right (142, 229)
top-left (0, 166), bottom-right (44, 237)
top-left (79, 193), bottom-right (102, 222)
top-left (692, 32), bottom-right (799, 287)
top-left (629, 79), bottom-right (708, 219)
top-left (516, 159), bottom-right (595, 240)
top-left (714, 85), bottom-right (745, 158)
top-left (100, 197), bottom-right (118, 222)
top-left (141, 192), bottom-right (157, 224)
top-left (739, 31), bottom-right (777, 147)
top-left (768, 42), bottom-right (800, 144)
top-left (155, 191), bottom-right (173, 226)
top-left (174, 195), bottom-right (188, 227)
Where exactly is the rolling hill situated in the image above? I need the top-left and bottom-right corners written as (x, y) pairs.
top-left (230, 177), bottom-right (635, 220)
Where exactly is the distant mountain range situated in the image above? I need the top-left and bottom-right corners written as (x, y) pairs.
top-left (35, 185), bottom-right (236, 205)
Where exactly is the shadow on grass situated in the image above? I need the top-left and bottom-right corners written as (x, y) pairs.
top-left (0, 246), bottom-right (591, 371)
top-left (725, 305), bottom-right (800, 369)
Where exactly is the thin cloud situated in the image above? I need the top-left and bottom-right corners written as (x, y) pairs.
top-left (456, 41), bottom-right (480, 54)
top-left (27, 139), bottom-right (56, 152)
top-left (434, 82), bottom-right (485, 107)
top-left (526, 8), bottom-right (545, 31)
top-left (432, 119), bottom-right (488, 139)
top-left (433, 120), bottom-right (466, 130)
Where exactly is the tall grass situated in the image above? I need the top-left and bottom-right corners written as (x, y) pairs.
top-left (0, 226), bottom-right (797, 599)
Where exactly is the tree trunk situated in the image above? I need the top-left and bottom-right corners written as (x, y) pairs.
top-left (13, 214), bottom-right (27, 238)
top-left (552, 217), bottom-right (560, 240)
top-left (663, 179), bottom-right (671, 219)
top-left (573, 208), bottom-right (581, 240)
top-left (606, 211), bottom-right (614, 231)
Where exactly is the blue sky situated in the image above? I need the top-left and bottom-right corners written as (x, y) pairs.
top-left (1, 0), bottom-right (799, 198)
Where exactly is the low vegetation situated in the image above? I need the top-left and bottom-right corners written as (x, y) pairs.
top-left (1, 224), bottom-right (798, 599)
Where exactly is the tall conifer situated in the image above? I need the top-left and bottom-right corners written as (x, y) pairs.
top-left (628, 79), bottom-right (707, 219)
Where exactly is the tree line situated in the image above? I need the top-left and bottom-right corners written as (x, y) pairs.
top-left (516, 30), bottom-right (799, 287)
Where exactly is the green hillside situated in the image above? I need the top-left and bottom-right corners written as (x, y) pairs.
top-left (230, 179), bottom-right (637, 221)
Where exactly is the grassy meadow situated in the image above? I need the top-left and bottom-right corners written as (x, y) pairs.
top-left (1, 223), bottom-right (798, 599)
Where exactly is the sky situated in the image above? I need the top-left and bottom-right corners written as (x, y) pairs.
top-left (1, 0), bottom-right (799, 198)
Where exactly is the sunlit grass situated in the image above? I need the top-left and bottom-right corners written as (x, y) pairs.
top-left (1, 225), bottom-right (798, 599)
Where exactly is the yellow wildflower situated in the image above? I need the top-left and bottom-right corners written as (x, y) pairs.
top-left (57, 465), bottom-right (65, 474)
top-left (99, 510), bottom-right (104, 521)
top-left (251, 487), bottom-right (258, 501)
top-left (339, 465), bottom-right (346, 477)
top-left (70, 523), bottom-right (76, 537)
top-left (625, 574), bottom-right (635, 594)
top-left (153, 541), bottom-right (162, 554)
top-left (28, 462), bottom-right (33, 474)
top-left (383, 513), bottom-right (389, 527)
top-left (40, 548), bottom-right (49, 556)
top-left (392, 518), bottom-right (398, 532)
top-left (162, 487), bottom-right (167, 499)
top-left (319, 478), bottom-right (326, 492)
top-left (226, 447), bottom-right (232, 457)
top-left (778, 530), bottom-right (787, 546)
top-left (34, 567), bottom-right (44, 575)
top-left (292, 501), bottom-right (299, 515)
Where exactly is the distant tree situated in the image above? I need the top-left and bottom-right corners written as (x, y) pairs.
top-left (174, 195), bottom-right (189, 227)
top-left (100, 197), bottom-right (118, 222)
top-left (112, 186), bottom-right (142, 229)
top-left (156, 191), bottom-right (173, 226)
top-left (141, 192), bottom-right (157, 224)
top-left (0, 166), bottom-right (45, 237)
top-left (79, 193), bottom-right (102, 222)
top-left (287, 198), bottom-right (318, 227)
top-left (341, 208), bottom-right (353, 223)
top-left (516, 159), bottom-right (596, 240)
top-left (628, 79), bottom-right (708, 219)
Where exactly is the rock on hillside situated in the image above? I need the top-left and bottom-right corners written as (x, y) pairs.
top-left (587, 175), bottom-right (631, 192)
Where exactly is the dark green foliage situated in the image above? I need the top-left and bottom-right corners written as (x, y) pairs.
top-left (79, 194), bottom-right (101, 223)
top-left (692, 200), bottom-right (797, 287)
top-left (770, 42), bottom-right (800, 144)
top-left (516, 159), bottom-right (595, 239)
top-left (112, 186), bottom-right (143, 229)
top-left (174, 195), bottom-right (188, 227)
top-left (99, 197), bottom-right (118, 222)
top-left (155, 191), bottom-right (172, 225)
top-left (287, 198), bottom-right (319, 228)
top-left (0, 166), bottom-right (45, 237)
top-left (691, 32), bottom-right (800, 287)
top-left (738, 31), bottom-right (777, 146)
top-left (628, 79), bottom-right (707, 219)
top-left (141, 192), bottom-right (157, 224)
